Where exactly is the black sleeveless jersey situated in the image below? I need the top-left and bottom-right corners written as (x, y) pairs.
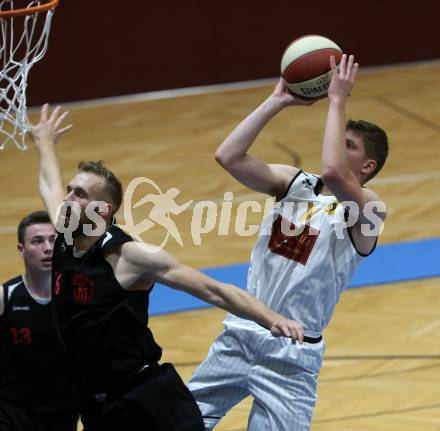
top-left (51, 225), bottom-right (162, 396)
top-left (0, 275), bottom-right (77, 412)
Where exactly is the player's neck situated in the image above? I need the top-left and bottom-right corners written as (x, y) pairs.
top-left (23, 269), bottom-right (51, 299)
top-left (73, 230), bottom-right (104, 252)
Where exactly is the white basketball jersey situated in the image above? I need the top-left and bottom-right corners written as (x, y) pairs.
top-left (227, 171), bottom-right (365, 335)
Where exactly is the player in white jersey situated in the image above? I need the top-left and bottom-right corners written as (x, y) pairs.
top-left (188, 54), bottom-right (389, 430)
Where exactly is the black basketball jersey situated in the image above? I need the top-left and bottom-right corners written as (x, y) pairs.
top-left (0, 275), bottom-right (77, 412)
top-left (51, 225), bottom-right (162, 397)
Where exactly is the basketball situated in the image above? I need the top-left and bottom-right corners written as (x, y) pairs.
top-left (281, 35), bottom-right (342, 99)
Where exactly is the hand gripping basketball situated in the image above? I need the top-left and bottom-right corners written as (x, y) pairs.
top-left (281, 34), bottom-right (343, 100)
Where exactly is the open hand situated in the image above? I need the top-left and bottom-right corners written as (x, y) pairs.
top-left (328, 54), bottom-right (359, 102)
top-left (29, 104), bottom-right (73, 150)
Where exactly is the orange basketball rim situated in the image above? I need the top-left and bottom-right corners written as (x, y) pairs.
top-left (0, 0), bottom-right (60, 150)
top-left (0, 0), bottom-right (59, 18)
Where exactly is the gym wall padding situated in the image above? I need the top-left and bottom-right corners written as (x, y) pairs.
top-left (27, 0), bottom-right (439, 105)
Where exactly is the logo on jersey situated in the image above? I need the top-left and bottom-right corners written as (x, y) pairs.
top-left (268, 215), bottom-right (320, 265)
top-left (72, 273), bottom-right (95, 305)
top-left (302, 178), bottom-right (314, 189)
top-left (12, 306), bottom-right (30, 311)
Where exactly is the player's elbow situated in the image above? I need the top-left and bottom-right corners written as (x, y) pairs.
top-left (214, 148), bottom-right (231, 167)
top-left (321, 165), bottom-right (346, 186)
top-left (215, 146), bottom-right (243, 168)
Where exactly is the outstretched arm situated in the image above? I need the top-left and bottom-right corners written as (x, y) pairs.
top-left (29, 105), bottom-right (72, 224)
top-left (215, 79), bottom-right (315, 199)
top-left (118, 242), bottom-right (304, 342)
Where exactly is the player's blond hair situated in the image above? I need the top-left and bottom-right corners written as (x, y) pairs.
top-left (78, 160), bottom-right (123, 215)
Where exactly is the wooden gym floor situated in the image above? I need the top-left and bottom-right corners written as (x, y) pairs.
top-left (0, 61), bottom-right (439, 430)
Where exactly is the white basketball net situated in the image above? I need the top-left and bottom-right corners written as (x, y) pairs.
top-left (0, 1), bottom-right (56, 150)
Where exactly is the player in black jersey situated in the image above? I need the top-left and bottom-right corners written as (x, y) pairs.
top-left (0, 211), bottom-right (79, 431)
top-left (30, 105), bottom-right (305, 431)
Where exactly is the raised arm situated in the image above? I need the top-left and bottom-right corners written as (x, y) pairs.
top-left (215, 79), bottom-right (314, 199)
top-left (321, 55), bottom-right (385, 213)
top-left (117, 242), bottom-right (304, 342)
top-left (321, 55), bottom-right (360, 199)
top-left (29, 105), bottom-right (72, 224)
top-left (321, 54), bottom-right (386, 252)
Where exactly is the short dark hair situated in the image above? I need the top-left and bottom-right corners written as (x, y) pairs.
top-left (346, 120), bottom-right (389, 183)
top-left (78, 160), bottom-right (123, 214)
top-left (17, 211), bottom-right (52, 244)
